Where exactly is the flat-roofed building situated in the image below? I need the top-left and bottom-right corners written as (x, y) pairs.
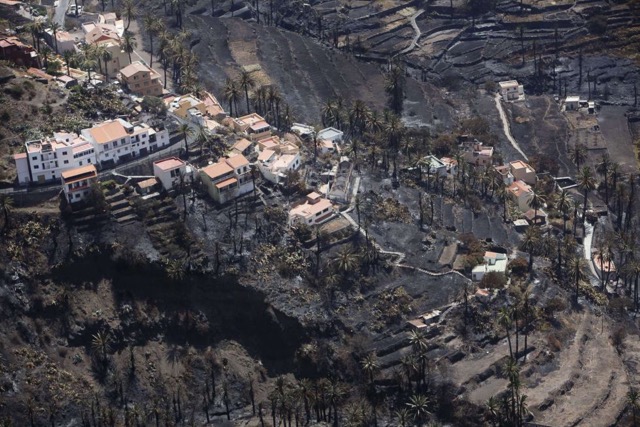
top-left (153, 157), bottom-right (186, 190)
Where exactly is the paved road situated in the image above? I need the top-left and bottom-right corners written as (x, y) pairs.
top-left (494, 93), bottom-right (529, 161)
top-left (54, 0), bottom-right (70, 26)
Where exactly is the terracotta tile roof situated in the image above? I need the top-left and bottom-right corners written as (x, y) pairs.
top-left (225, 154), bottom-right (249, 169)
top-left (202, 161), bottom-right (233, 180)
top-left (154, 157), bottom-right (184, 171)
top-left (89, 121), bottom-right (128, 144)
top-left (232, 138), bottom-right (251, 152)
top-left (215, 177), bottom-right (237, 189)
top-left (61, 164), bottom-right (97, 182)
top-left (120, 62), bottom-right (152, 78)
top-left (137, 178), bottom-right (158, 189)
top-left (258, 149), bottom-right (275, 162)
top-left (507, 180), bottom-right (532, 197)
top-left (289, 198), bottom-right (333, 220)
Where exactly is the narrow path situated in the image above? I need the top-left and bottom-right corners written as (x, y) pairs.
top-left (494, 93), bottom-right (528, 161)
top-left (582, 220), bottom-right (600, 286)
top-left (341, 175), bottom-right (470, 281)
top-left (397, 9), bottom-right (425, 56)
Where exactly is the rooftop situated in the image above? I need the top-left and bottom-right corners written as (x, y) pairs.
top-left (88, 120), bottom-right (129, 144)
top-left (225, 154), bottom-right (250, 169)
top-left (499, 80), bottom-right (519, 88)
top-left (508, 180), bottom-right (532, 197)
top-left (510, 160), bottom-right (534, 172)
top-left (258, 149), bottom-right (276, 162)
top-left (231, 138), bottom-right (251, 152)
top-left (154, 157), bottom-right (185, 172)
top-left (61, 164), bottom-right (97, 182)
top-left (137, 178), bottom-right (158, 189)
top-left (120, 61), bottom-right (153, 78)
top-left (215, 177), bottom-right (238, 189)
top-left (202, 161), bottom-right (233, 180)
top-left (290, 197), bottom-right (333, 219)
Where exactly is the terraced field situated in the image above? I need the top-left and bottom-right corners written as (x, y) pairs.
top-left (189, 15), bottom-right (389, 122)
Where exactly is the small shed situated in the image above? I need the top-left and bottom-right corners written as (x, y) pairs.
top-left (565, 95), bottom-right (580, 111)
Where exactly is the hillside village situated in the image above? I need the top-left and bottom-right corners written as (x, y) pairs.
top-left (2, 0), bottom-right (640, 425)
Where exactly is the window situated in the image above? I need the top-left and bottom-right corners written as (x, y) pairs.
top-left (62, 151), bottom-right (68, 155)
top-left (32, 156), bottom-right (37, 160)
top-left (121, 138), bottom-right (125, 144)
top-left (79, 161), bottom-right (82, 165)
top-left (87, 159), bottom-right (91, 163)
top-left (64, 160), bottom-right (69, 164)
top-left (34, 165), bottom-right (39, 169)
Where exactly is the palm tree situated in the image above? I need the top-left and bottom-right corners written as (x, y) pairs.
top-left (122, 0), bottom-right (137, 31)
top-left (63, 50), bottom-right (75, 76)
top-left (556, 189), bottom-right (572, 234)
top-left (143, 15), bottom-right (161, 68)
top-left (49, 21), bottom-right (61, 53)
top-left (178, 123), bottom-right (193, 159)
top-left (41, 45), bottom-right (52, 70)
top-left (81, 53), bottom-right (98, 81)
top-left (238, 70), bottom-right (256, 115)
top-left (406, 394), bottom-right (431, 425)
top-left (360, 353), bottom-right (378, 386)
top-left (121, 31), bottom-right (137, 64)
top-left (223, 78), bottom-right (241, 117)
top-left (596, 152), bottom-right (612, 205)
top-left (385, 63), bottom-right (405, 114)
top-left (569, 143), bottom-right (587, 169)
top-left (91, 330), bottom-right (112, 363)
top-left (570, 255), bottom-right (586, 303)
top-left (333, 247), bottom-right (358, 275)
top-left (321, 98), bottom-right (339, 127)
top-left (395, 408), bottom-right (412, 427)
top-left (578, 166), bottom-right (597, 230)
top-left (528, 186), bottom-right (546, 226)
top-left (495, 185), bottom-right (508, 222)
top-left (628, 388), bottom-right (640, 427)
top-left (486, 396), bottom-right (500, 427)
top-left (101, 48), bottom-right (112, 82)
top-left (498, 307), bottom-right (514, 359)
top-left (0, 195), bottom-right (13, 231)
top-left (521, 226), bottom-right (540, 272)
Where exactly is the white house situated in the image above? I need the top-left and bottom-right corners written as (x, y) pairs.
top-left (494, 165), bottom-right (514, 185)
top-left (15, 120), bottom-right (169, 184)
top-left (461, 140), bottom-right (493, 167)
top-left (509, 160), bottom-right (536, 185)
top-left (317, 127), bottom-right (344, 143)
top-left (565, 95), bottom-right (581, 111)
top-left (420, 155), bottom-right (447, 176)
top-left (153, 157), bottom-right (186, 190)
top-left (258, 152), bottom-right (301, 184)
top-left (288, 192), bottom-right (335, 226)
top-left (440, 157), bottom-right (458, 176)
top-left (234, 113), bottom-right (271, 140)
top-left (471, 251), bottom-right (508, 281)
top-left (16, 133), bottom-right (97, 184)
top-left (507, 180), bottom-right (534, 211)
top-left (61, 164), bottom-right (98, 204)
top-left (199, 154), bottom-right (254, 204)
top-left (81, 119), bottom-right (169, 165)
top-left (498, 80), bottom-right (524, 102)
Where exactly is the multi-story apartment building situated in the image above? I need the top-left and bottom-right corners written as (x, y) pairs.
top-left (119, 61), bottom-right (163, 97)
top-left (15, 120), bottom-right (170, 184)
top-left (81, 119), bottom-right (169, 165)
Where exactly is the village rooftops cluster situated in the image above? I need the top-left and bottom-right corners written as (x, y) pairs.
top-left (165, 91), bottom-right (227, 132)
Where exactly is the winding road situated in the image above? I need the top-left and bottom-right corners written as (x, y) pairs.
top-left (494, 93), bottom-right (528, 161)
top-left (397, 9), bottom-right (425, 57)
